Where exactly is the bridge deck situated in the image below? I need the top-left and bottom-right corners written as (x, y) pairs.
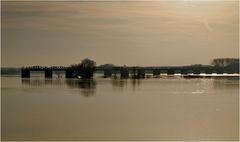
top-left (21, 65), bottom-right (239, 78)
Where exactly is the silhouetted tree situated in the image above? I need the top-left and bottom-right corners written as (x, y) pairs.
top-left (69, 58), bottom-right (96, 79)
top-left (79, 58), bottom-right (96, 79)
top-left (211, 58), bottom-right (239, 73)
top-left (211, 58), bottom-right (239, 67)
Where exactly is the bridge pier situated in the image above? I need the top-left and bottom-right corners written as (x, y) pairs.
top-left (21, 69), bottom-right (30, 78)
top-left (137, 68), bottom-right (145, 78)
top-left (181, 69), bottom-right (188, 75)
top-left (205, 69), bottom-right (212, 74)
top-left (66, 69), bottom-right (75, 78)
top-left (104, 69), bottom-right (112, 78)
top-left (193, 70), bottom-right (201, 74)
top-left (131, 67), bottom-right (145, 78)
top-left (45, 69), bottom-right (53, 78)
top-left (120, 68), bottom-right (129, 79)
top-left (153, 69), bottom-right (160, 76)
top-left (167, 69), bottom-right (175, 75)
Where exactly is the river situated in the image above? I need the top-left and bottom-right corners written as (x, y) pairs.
top-left (1, 75), bottom-right (239, 140)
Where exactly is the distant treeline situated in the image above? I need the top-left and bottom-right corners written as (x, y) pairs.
top-left (211, 58), bottom-right (239, 67)
top-left (211, 58), bottom-right (239, 73)
top-left (98, 58), bottom-right (239, 74)
top-left (1, 68), bottom-right (21, 75)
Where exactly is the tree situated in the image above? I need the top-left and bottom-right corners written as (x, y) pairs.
top-left (68, 58), bottom-right (96, 79)
top-left (211, 58), bottom-right (239, 67)
top-left (78, 58), bottom-right (96, 79)
top-left (211, 58), bottom-right (239, 73)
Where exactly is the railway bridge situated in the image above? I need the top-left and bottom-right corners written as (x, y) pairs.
top-left (21, 65), bottom-right (239, 79)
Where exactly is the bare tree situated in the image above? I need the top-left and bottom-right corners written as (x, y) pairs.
top-left (78, 58), bottom-right (96, 79)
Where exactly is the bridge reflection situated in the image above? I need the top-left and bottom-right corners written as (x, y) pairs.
top-left (21, 78), bottom-right (96, 97)
top-left (66, 79), bottom-right (96, 97)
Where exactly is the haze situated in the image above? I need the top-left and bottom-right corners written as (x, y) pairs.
top-left (1, 0), bottom-right (239, 67)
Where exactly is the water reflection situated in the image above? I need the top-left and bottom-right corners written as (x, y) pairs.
top-left (131, 79), bottom-right (141, 89)
top-left (5, 76), bottom-right (238, 140)
top-left (21, 78), bottom-right (65, 87)
top-left (21, 78), bottom-right (97, 97)
top-left (212, 78), bottom-right (239, 90)
top-left (111, 79), bottom-right (127, 89)
top-left (21, 77), bottom-right (238, 97)
top-left (111, 78), bottom-right (142, 91)
top-left (66, 79), bottom-right (96, 97)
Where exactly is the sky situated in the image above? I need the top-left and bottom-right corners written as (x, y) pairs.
top-left (1, 0), bottom-right (239, 67)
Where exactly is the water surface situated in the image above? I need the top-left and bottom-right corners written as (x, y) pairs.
top-left (1, 76), bottom-right (239, 141)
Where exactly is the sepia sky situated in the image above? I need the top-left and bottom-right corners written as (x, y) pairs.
top-left (1, 0), bottom-right (239, 67)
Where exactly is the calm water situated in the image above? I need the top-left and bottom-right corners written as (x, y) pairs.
top-left (1, 75), bottom-right (239, 141)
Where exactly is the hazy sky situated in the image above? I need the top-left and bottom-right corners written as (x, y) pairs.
top-left (2, 0), bottom-right (239, 67)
